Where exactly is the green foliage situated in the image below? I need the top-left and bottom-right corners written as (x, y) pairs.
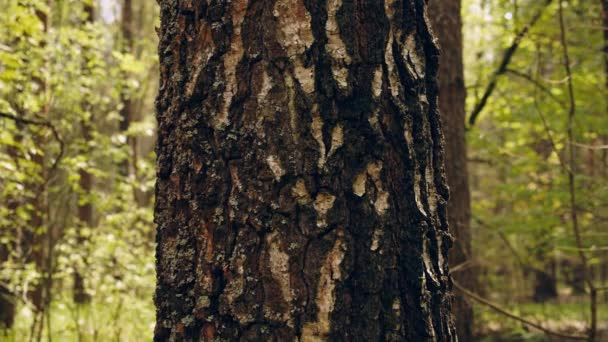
top-left (464, 0), bottom-right (608, 338)
top-left (0, 0), bottom-right (158, 339)
top-left (0, 0), bottom-right (606, 339)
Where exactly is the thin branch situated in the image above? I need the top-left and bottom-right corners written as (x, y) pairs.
top-left (558, 2), bottom-right (598, 340)
top-left (571, 142), bottom-right (608, 150)
top-left (505, 68), bottom-right (566, 107)
top-left (450, 260), bottom-right (474, 273)
top-left (473, 216), bottom-right (545, 274)
top-left (0, 111), bottom-right (64, 172)
top-left (453, 280), bottom-right (588, 340)
top-left (532, 76), bottom-right (572, 174)
top-left (468, 0), bottom-right (553, 127)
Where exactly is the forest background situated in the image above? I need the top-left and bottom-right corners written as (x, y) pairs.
top-left (0, 0), bottom-right (607, 340)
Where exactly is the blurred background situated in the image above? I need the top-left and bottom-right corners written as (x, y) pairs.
top-left (0, 0), bottom-right (607, 340)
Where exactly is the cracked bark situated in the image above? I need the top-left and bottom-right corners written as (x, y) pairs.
top-left (154, 0), bottom-right (455, 340)
top-left (428, 0), bottom-right (474, 340)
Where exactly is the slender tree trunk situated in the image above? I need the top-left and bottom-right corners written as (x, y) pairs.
top-left (0, 133), bottom-right (22, 328)
top-left (28, 2), bottom-right (51, 315)
top-left (428, 0), bottom-right (474, 340)
top-left (154, 0), bottom-right (455, 340)
top-left (601, 0), bottom-right (608, 302)
top-left (120, 0), bottom-right (138, 179)
top-left (73, 1), bottom-right (96, 305)
top-left (74, 127), bottom-right (93, 303)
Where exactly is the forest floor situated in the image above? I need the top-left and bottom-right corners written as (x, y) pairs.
top-left (476, 301), bottom-right (608, 341)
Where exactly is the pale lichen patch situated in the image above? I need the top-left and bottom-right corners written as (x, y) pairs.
top-left (313, 192), bottom-right (336, 228)
top-left (274, 0), bottom-right (314, 57)
top-left (314, 193), bottom-right (336, 216)
top-left (217, 0), bottom-right (247, 130)
top-left (385, 36), bottom-right (400, 99)
top-left (403, 33), bottom-right (425, 78)
top-left (221, 254), bottom-right (252, 323)
top-left (437, 234), bottom-right (445, 275)
top-left (292, 179), bottom-right (312, 205)
top-left (327, 124), bottom-right (343, 158)
top-left (254, 68), bottom-right (273, 139)
top-left (352, 170), bottom-right (367, 197)
top-left (367, 162), bottom-right (390, 216)
top-left (258, 68), bottom-right (272, 103)
top-left (294, 63), bottom-right (315, 94)
top-left (414, 173), bottom-right (428, 217)
top-left (424, 161), bottom-right (438, 214)
top-left (384, 0), bottom-right (400, 99)
top-left (366, 161), bottom-right (383, 180)
top-left (422, 237), bottom-right (439, 287)
top-left (374, 190), bottom-right (390, 216)
top-left (301, 233), bottom-right (346, 340)
top-left (274, 0), bottom-right (315, 94)
top-left (354, 161), bottom-right (390, 216)
top-left (285, 73), bottom-right (299, 143)
top-left (266, 232), bottom-right (293, 323)
top-left (372, 66), bottom-right (383, 98)
top-left (266, 155), bottom-right (285, 181)
top-left (370, 228), bottom-right (383, 251)
top-left (326, 0), bottom-right (350, 89)
top-left (311, 107), bottom-right (326, 169)
top-left (185, 24), bottom-right (215, 99)
top-left (352, 162), bottom-right (390, 215)
top-left (368, 108), bottom-right (382, 135)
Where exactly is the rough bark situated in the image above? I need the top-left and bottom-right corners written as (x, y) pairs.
top-left (428, 0), bottom-right (474, 340)
top-left (154, 0), bottom-right (455, 340)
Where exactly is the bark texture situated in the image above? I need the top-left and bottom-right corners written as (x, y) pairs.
top-left (428, 0), bottom-right (474, 340)
top-left (154, 0), bottom-right (455, 340)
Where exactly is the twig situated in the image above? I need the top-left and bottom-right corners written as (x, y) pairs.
top-left (558, 2), bottom-right (598, 340)
top-left (473, 216), bottom-right (544, 274)
top-left (571, 142), bottom-right (608, 150)
top-left (453, 280), bottom-right (588, 340)
top-left (531, 71), bottom-right (572, 174)
top-left (505, 68), bottom-right (566, 106)
top-left (468, 0), bottom-right (553, 127)
top-left (450, 260), bottom-right (473, 273)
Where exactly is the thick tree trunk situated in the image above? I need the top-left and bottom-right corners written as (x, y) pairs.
top-left (428, 0), bottom-right (474, 340)
top-left (154, 0), bottom-right (455, 340)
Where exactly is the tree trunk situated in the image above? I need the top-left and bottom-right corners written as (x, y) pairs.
top-left (154, 0), bottom-right (455, 340)
top-left (73, 1), bottom-right (96, 305)
top-left (428, 0), bottom-right (474, 340)
top-left (120, 0), bottom-right (137, 179)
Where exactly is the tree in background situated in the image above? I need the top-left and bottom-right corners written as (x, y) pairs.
top-left (429, 0), bottom-right (474, 340)
top-left (462, 0), bottom-right (608, 339)
top-left (0, 0), bottom-right (159, 339)
top-left (154, 0), bottom-right (455, 339)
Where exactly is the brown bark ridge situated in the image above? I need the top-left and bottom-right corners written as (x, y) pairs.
top-left (428, 0), bottom-right (474, 340)
top-left (154, 0), bottom-right (456, 340)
